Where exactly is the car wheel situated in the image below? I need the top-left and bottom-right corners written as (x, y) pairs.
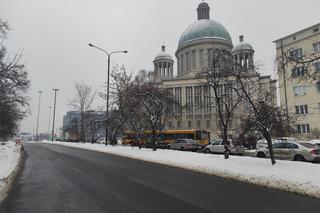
top-left (167, 145), bottom-right (170, 150)
top-left (205, 148), bottom-right (211, 154)
top-left (294, 155), bottom-right (305, 162)
top-left (180, 146), bottom-right (184, 151)
top-left (257, 152), bottom-right (266, 158)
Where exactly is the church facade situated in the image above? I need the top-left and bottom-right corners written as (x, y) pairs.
top-left (152, 2), bottom-right (277, 138)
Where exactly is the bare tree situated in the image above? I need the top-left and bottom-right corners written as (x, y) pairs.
top-left (229, 58), bottom-right (280, 165)
top-left (100, 65), bottom-right (134, 144)
top-left (69, 82), bottom-right (96, 143)
top-left (0, 19), bottom-right (30, 140)
top-left (137, 82), bottom-right (174, 150)
top-left (311, 128), bottom-right (320, 139)
top-left (85, 111), bottom-right (104, 144)
top-left (198, 49), bottom-right (242, 158)
top-left (282, 48), bottom-right (320, 81)
top-left (110, 69), bottom-right (174, 150)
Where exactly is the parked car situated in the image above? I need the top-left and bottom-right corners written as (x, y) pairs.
top-left (310, 139), bottom-right (320, 149)
top-left (204, 139), bottom-right (244, 155)
top-left (255, 141), bottom-right (320, 162)
top-left (144, 140), bottom-right (167, 149)
top-left (167, 139), bottom-right (199, 151)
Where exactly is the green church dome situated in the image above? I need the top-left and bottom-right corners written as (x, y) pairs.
top-left (178, 19), bottom-right (233, 47)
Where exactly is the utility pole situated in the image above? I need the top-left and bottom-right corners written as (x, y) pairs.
top-left (52, 89), bottom-right (59, 141)
top-left (280, 40), bottom-right (290, 136)
top-left (36, 90), bottom-right (43, 141)
top-left (48, 106), bottom-right (52, 137)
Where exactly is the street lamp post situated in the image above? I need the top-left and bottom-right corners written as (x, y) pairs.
top-left (88, 43), bottom-right (127, 146)
top-left (52, 88), bottom-right (59, 141)
top-left (36, 90), bottom-right (43, 141)
top-left (48, 106), bottom-right (52, 138)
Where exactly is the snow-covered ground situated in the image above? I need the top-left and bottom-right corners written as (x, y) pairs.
top-left (0, 141), bottom-right (21, 192)
top-left (43, 141), bottom-right (320, 198)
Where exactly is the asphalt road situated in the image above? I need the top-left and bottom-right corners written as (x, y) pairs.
top-left (0, 143), bottom-right (319, 213)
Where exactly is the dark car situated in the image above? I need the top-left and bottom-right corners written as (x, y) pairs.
top-left (144, 140), bottom-right (167, 149)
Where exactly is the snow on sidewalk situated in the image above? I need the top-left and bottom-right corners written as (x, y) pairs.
top-left (0, 141), bottom-right (21, 190)
top-left (44, 141), bottom-right (320, 198)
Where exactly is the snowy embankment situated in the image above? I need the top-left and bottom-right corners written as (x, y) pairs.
top-left (0, 141), bottom-right (21, 200)
top-left (44, 141), bottom-right (320, 198)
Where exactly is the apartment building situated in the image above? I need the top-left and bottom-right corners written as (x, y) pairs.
top-left (274, 23), bottom-right (320, 138)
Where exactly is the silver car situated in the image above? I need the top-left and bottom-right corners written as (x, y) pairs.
top-left (204, 139), bottom-right (244, 155)
top-left (310, 140), bottom-right (320, 149)
top-left (255, 141), bottom-right (320, 162)
top-left (167, 139), bottom-right (199, 151)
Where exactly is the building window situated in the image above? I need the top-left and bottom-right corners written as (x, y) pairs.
top-left (186, 86), bottom-right (193, 114)
top-left (314, 61), bottom-right (320, 72)
top-left (174, 87), bottom-right (182, 114)
top-left (207, 48), bottom-right (213, 64)
top-left (197, 120), bottom-right (201, 128)
top-left (203, 86), bottom-right (211, 113)
top-left (186, 52), bottom-right (189, 71)
top-left (206, 120), bottom-right (211, 128)
top-left (194, 86), bottom-right (202, 114)
top-left (188, 121), bottom-right (192, 128)
top-left (296, 124), bottom-right (310, 134)
top-left (199, 49), bottom-right (204, 68)
top-left (313, 42), bottom-right (320, 53)
top-left (168, 121), bottom-right (173, 128)
top-left (192, 50), bottom-right (196, 69)
top-left (166, 88), bottom-right (174, 114)
top-left (290, 48), bottom-right (303, 59)
top-left (291, 66), bottom-right (305, 77)
top-left (177, 121), bottom-right (181, 128)
top-left (295, 105), bottom-right (308, 114)
top-left (181, 55), bottom-right (184, 73)
top-left (293, 85), bottom-right (307, 96)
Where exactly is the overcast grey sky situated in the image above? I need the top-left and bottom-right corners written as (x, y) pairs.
top-left (1, 0), bottom-right (320, 134)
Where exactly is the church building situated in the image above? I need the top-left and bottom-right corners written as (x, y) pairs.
top-left (152, 2), bottom-right (277, 138)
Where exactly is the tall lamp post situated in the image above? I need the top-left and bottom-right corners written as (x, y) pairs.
top-left (88, 43), bottom-right (127, 146)
top-left (36, 90), bottom-right (43, 141)
top-left (52, 88), bottom-right (59, 141)
top-left (48, 106), bottom-right (52, 138)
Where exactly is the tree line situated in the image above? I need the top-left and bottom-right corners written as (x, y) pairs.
top-left (0, 19), bottom-right (30, 140)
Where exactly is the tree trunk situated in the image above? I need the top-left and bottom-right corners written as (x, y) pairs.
top-left (152, 128), bottom-right (157, 151)
top-left (80, 115), bottom-right (85, 143)
top-left (263, 130), bottom-right (276, 165)
top-left (223, 126), bottom-right (229, 159)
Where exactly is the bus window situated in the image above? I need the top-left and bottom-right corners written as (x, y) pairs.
top-left (185, 133), bottom-right (194, 139)
top-left (196, 130), bottom-right (209, 140)
top-left (164, 134), bottom-right (176, 140)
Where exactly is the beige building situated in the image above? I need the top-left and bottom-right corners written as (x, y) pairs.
top-left (274, 23), bottom-right (320, 139)
top-left (152, 2), bottom-right (276, 138)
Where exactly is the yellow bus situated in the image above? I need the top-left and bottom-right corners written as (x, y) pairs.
top-left (122, 129), bottom-right (210, 147)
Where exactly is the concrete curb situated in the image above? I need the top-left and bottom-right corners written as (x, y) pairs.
top-left (0, 145), bottom-right (24, 203)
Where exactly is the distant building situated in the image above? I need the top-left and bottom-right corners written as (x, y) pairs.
top-left (20, 132), bottom-right (33, 141)
top-left (151, 2), bottom-right (276, 138)
top-left (274, 23), bottom-right (320, 138)
top-left (63, 110), bottom-right (105, 141)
